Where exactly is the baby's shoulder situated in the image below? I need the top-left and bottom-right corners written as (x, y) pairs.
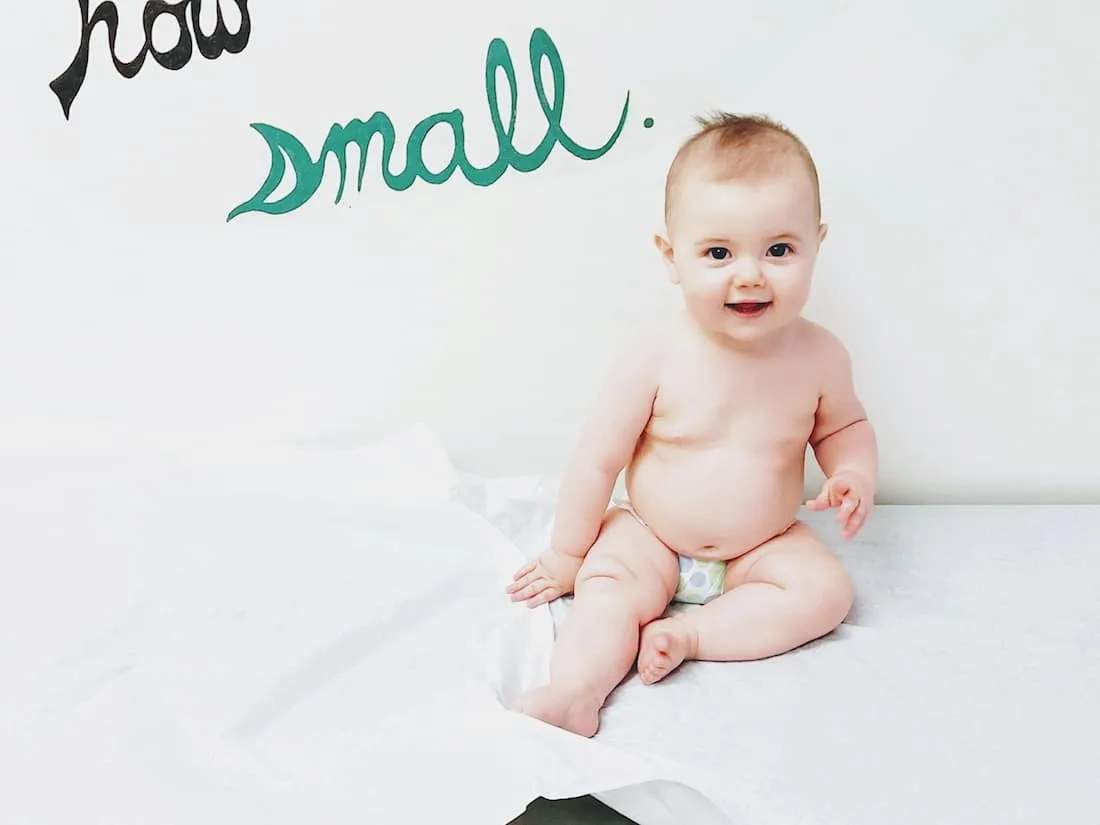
top-left (791, 318), bottom-right (850, 364)
top-left (604, 315), bottom-right (681, 386)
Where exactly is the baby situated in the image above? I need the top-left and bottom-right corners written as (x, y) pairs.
top-left (506, 112), bottom-right (877, 738)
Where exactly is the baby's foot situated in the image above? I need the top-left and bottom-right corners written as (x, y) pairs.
top-left (511, 685), bottom-right (601, 738)
top-left (637, 617), bottom-right (698, 685)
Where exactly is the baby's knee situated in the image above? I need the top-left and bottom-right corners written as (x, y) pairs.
top-left (576, 556), bottom-right (668, 618)
top-left (576, 554), bottom-right (637, 592)
top-left (802, 562), bottom-right (854, 628)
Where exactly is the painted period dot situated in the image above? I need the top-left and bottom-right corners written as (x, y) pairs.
top-left (643, 117), bottom-right (655, 128)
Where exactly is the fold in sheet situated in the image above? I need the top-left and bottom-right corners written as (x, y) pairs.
top-left (2, 430), bottom-right (1097, 824)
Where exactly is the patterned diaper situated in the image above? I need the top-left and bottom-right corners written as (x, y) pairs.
top-left (673, 555), bottom-right (726, 605)
top-left (612, 499), bottom-right (726, 605)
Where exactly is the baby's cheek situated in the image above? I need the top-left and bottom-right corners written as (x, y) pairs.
top-left (682, 278), bottom-right (720, 301)
top-left (775, 271), bottom-right (814, 302)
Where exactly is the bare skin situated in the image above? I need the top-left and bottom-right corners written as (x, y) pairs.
top-left (508, 157), bottom-right (878, 737)
top-left (514, 507), bottom-right (678, 737)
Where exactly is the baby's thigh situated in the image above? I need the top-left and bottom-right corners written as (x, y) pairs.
top-left (725, 522), bottom-right (854, 614)
top-left (575, 508), bottom-right (679, 621)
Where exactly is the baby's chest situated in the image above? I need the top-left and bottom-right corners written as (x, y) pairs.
top-left (650, 368), bottom-right (819, 444)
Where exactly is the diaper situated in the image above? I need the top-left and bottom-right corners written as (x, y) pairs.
top-left (612, 500), bottom-right (726, 605)
top-left (674, 555), bottom-right (727, 605)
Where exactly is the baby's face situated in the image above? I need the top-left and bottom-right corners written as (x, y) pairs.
top-left (660, 167), bottom-right (825, 346)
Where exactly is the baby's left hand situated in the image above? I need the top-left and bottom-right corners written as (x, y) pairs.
top-left (806, 471), bottom-right (873, 539)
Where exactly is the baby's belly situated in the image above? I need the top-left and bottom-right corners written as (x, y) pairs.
top-left (624, 442), bottom-right (805, 562)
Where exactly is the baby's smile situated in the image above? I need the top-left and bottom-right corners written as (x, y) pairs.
top-left (725, 301), bottom-right (772, 318)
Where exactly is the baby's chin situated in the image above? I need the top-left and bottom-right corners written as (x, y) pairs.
top-left (711, 305), bottom-right (801, 344)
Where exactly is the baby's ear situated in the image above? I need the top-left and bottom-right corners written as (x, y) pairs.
top-left (653, 234), bottom-right (679, 283)
top-left (817, 222), bottom-right (829, 245)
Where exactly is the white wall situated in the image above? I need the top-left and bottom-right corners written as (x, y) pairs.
top-left (3, 0), bottom-right (1098, 503)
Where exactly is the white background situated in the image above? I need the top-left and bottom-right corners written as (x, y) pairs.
top-left (2, 0), bottom-right (1098, 503)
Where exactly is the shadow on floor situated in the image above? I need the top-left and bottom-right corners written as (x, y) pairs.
top-left (509, 795), bottom-right (639, 824)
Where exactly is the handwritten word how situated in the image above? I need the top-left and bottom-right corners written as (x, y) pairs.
top-left (227, 28), bottom-right (635, 221)
top-left (50, 0), bottom-right (251, 119)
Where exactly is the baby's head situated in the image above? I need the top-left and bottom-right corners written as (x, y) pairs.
top-left (656, 112), bottom-right (826, 345)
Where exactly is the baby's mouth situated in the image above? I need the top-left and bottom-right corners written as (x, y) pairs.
top-left (725, 301), bottom-right (772, 316)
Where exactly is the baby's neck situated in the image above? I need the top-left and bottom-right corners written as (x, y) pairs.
top-left (693, 317), bottom-right (799, 357)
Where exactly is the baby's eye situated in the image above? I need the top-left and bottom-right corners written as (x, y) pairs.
top-left (706, 247), bottom-right (730, 260)
top-left (767, 243), bottom-right (793, 257)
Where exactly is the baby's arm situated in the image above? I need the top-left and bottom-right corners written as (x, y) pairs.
top-left (507, 334), bottom-right (661, 607)
top-left (550, 336), bottom-right (661, 560)
top-left (808, 332), bottom-right (878, 528)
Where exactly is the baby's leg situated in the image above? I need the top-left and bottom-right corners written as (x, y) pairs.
top-left (513, 508), bottom-right (678, 737)
top-left (637, 522), bottom-right (853, 684)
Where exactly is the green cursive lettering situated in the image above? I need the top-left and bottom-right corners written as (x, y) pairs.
top-left (227, 27), bottom-right (633, 221)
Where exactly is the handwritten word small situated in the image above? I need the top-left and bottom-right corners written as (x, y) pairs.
top-left (50, 0), bottom-right (251, 119)
top-left (227, 28), bottom-right (636, 220)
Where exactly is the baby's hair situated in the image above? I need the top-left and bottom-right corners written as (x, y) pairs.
top-left (663, 111), bottom-right (821, 226)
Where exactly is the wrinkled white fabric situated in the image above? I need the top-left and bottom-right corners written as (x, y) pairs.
top-left (2, 428), bottom-right (1097, 824)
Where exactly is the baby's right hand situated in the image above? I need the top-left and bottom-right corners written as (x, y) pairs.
top-left (506, 548), bottom-right (585, 609)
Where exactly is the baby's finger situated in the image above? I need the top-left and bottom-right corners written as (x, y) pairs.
top-left (526, 586), bottom-right (561, 609)
top-left (843, 502), bottom-right (867, 538)
top-left (512, 559), bottom-right (537, 580)
top-left (506, 567), bottom-right (539, 593)
top-left (510, 577), bottom-right (549, 603)
top-left (837, 496), bottom-right (858, 522)
top-left (805, 488), bottom-right (831, 510)
top-left (829, 482), bottom-right (851, 508)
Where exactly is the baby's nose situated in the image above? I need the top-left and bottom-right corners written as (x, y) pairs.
top-left (731, 260), bottom-right (764, 286)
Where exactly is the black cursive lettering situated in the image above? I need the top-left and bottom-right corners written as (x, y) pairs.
top-left (49, 0), bottom-right (250, 119)
top-left (190, 0), bottom-right (250, 59)
top-left (144, 1), bottom-right (192, 70)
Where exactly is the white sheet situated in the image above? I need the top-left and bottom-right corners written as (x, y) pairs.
top-left (2, 427), bottom-right (1097, 824)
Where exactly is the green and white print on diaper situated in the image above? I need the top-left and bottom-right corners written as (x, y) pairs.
top-left (674, 556), bottom-right (726, 604)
